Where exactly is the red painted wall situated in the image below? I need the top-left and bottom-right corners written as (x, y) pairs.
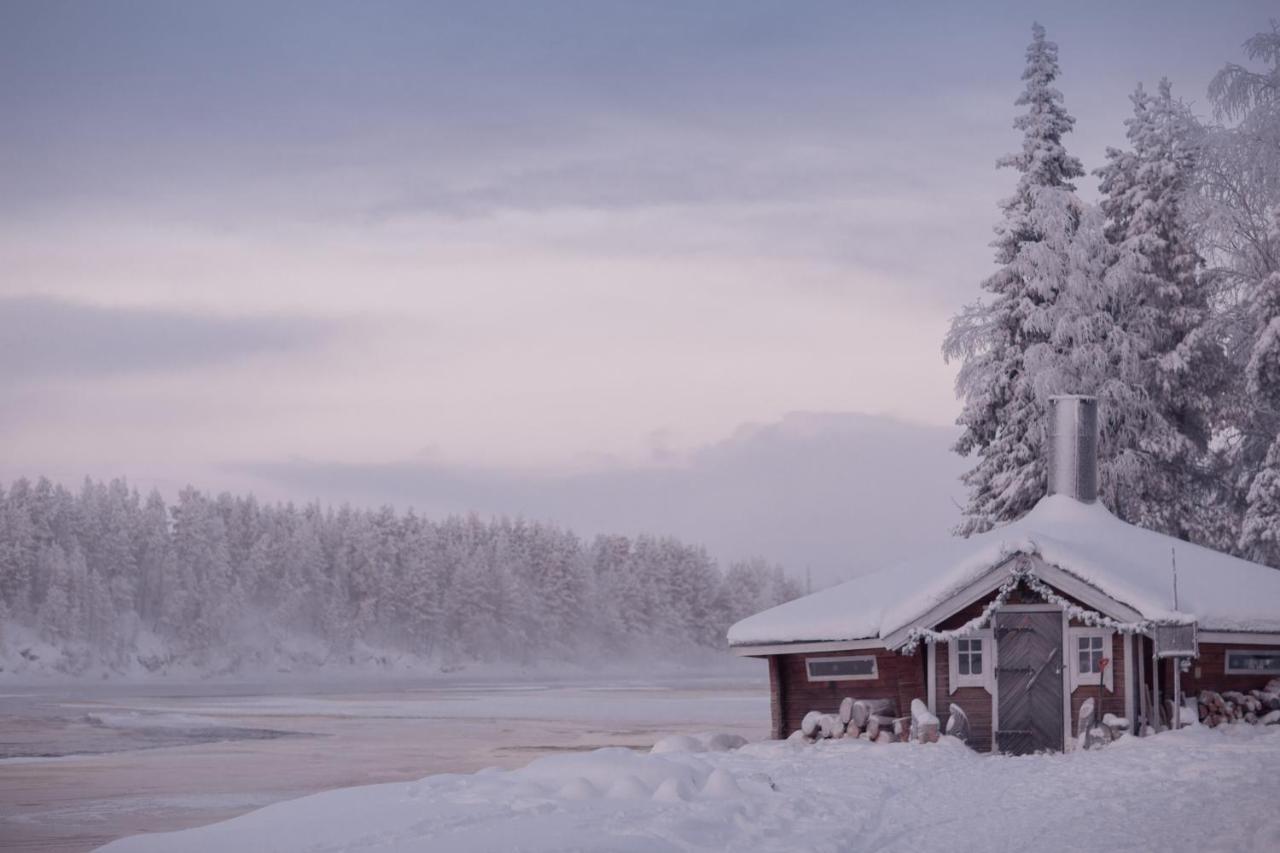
top-left (1152, 642), bottom-right (1280, 711)
top-left (768, 647), bottom-right (924, 738)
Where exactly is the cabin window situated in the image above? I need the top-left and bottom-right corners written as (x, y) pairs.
top-left (1224, 649), bottom-right (1280, 675)
top-left (957, 638), bottom-right (983, 676)
top-left (1068, 628), bottom-right (1114, 692)
top-left (805, 655), bottom-right (878, 681)
top-left (1078, 635), bottom-right (1105, 674)
top-left (948, 629), bottom-right (993, 693)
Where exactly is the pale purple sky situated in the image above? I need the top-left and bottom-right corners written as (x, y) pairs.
top-left (1, 1), bottom-right (1272, 581)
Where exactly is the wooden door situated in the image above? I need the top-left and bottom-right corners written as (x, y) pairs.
top-left (995, 610), bottom-right (1064, 754)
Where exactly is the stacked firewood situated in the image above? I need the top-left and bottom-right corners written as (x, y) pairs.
top-left (793, 697), bottom-right (963, 745)
top-left (796, 697), bottom-right (896, 743)
top-left (1196, 680), bottom-right (1280, 728)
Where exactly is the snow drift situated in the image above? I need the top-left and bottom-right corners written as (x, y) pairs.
top-left (95, 725), bottom-right (1280, 853)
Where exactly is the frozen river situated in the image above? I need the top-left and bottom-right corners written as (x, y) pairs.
top-left (0, 668), bottom-right (769, 853)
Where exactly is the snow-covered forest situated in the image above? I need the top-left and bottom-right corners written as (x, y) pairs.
top-left (0, 476), bottom-right (800, 675)
top-left (946, 23), bottom-right (1280, 569)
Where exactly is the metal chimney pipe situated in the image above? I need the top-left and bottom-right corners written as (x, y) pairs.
top-left (1047, 395), bottom-right (1098, 503)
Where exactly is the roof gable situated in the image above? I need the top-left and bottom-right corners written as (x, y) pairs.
top-left (727, 495), bottom-right (1280, 647)
top-left (877, 553), bottom-right (1145, 649)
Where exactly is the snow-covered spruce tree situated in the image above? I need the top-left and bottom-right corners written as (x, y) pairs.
top-left (1092, 80), bottom-right (1228, 543)
top-left (944, 23), bottom-right (1086, 534)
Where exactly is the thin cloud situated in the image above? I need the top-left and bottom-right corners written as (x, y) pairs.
top-left (0, 296), bottom-right (339, 384)
top-left (363, 150), bottom-right (926, 221)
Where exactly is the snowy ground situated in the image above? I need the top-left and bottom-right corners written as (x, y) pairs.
top-left (95, 725), bottom-right (1280, 853)
top-left (0, 670), bottom-right (767, 853)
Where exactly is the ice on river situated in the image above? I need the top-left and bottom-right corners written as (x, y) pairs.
top-left (95, 723), bottom-right (1280, 853)
top-left (0, 671), bottom-right (767, 853)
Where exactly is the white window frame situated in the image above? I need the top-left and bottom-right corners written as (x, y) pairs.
top-left (805, 655), bottom-right (878, 682)
top-left (948, 629), bottom-right (993, 693)
top-left (1068, 628), bottom-right (1114, 693)
top-left (1223, 648), bottom-right (1280, 675)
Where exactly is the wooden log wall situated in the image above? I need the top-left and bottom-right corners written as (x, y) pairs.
top-left (1167, 643), bottom-right (1280, 697)
top-left (769, 647), bottom-right (924, 738)
top-left (768, 655), bottom-right (786, 739)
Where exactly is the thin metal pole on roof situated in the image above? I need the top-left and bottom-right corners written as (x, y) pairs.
top-left (1167, 547), bottom-right (1182, 730)
top-left (1172, 656), bottom-right (1183, 730)
top-left (1152, 645), bottom-right (1161, 732)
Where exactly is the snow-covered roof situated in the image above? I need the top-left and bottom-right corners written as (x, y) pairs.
top-left (727, 495), bottom-right (1280, 647)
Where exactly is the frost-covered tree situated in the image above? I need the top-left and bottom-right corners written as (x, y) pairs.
top-left (655, 537), bottom-right (720, 648)
top-left (0, 475), bottom-right (800, 671)
top-left (82, 557), bottom-right (116, 654)
top-left (1193, 25), bottom-right (1280, 555)
top-left (1240, 249), bottom-right (1280, 566)
top-left (37, 543), bottom-right (75, 643)
top-left (1242, 439), bottom-right (1280, 566)
top-left (394, 511), bottom-right (445, 655)
top-left (713, 558), bottom-right (801, 639)
top-left (283, 505), bottom-right (328, 634)
top-left (615, 534), bottom-right (663, 638)
top-left (81, 479), bottom-right (141, 621)
top-left (134, 490), bottom-right (172, 625)
top-left (944, 23), bottom-right (1086, 534)
top-left (1092, 80), bottom-right (1227, 541)
top-left (170, 487), bottom-right (238, 653)
top-left (587, 533), bottom-right (633, 650)
top-left (504, 521), bottom-right (588, 654)
top-left (1208, 23), bottom-right (1280, 121)
top-left (446, 540), bottom-right (510, 659)
top-left (0, 481), bottom-right (38, 615)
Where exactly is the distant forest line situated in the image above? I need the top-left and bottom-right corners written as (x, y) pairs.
top-left (0, 476), bottom-right (801, 675)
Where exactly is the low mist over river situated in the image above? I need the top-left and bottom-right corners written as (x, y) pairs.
top-left (0, 669), bottom-right (767, 853)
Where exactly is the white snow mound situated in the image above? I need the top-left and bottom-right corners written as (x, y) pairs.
top-left (93, 726), bottom-right (1280, 853)
top-left (650, 734), bottom-right (705, 754)
top-left (651, 731), bottom-right (749, 754)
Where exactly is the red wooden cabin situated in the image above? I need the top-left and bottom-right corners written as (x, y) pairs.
top-left (728, 397), bottom-right (1280, 753)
